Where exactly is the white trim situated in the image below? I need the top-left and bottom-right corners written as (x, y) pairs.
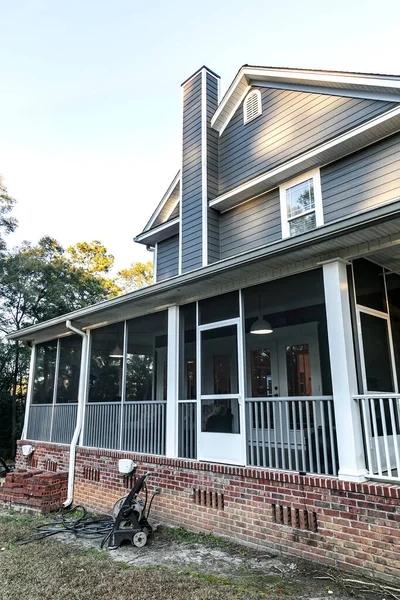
top-left (118, 321), bottom-right (128, 450)
top-left (322, 260), bottom-right (367, 481)
top-left (210, 105), bottom-right (400, 211)
top-left (211, 65), bottom-right (400, 132)
top-left (22, 344), bottom-right (36, 440)
top-left (179, 83), bottom-right (184, 275)
top-left (49, 339), bottom-right (61, 442)
top-left (279, 169), bottom-right (323, 239)
top-left (182, 66), bottom-right (220, 88)
top-left (243, 89), bottom-right (262, 124)
top-left (143, 172), bottom-right (180, 232)
top-left (166, 306), bottom-right (180, 458)
top-left (153, 242), bottom-right (158, 284)
top-left (79, 329), bottom-right (91, 446)
top-left (135, 217), bottom-right (180, 243)
top-left (219, 84), bottom-right (251, 136)
top-left (201, 68), bottom-right (208, 267)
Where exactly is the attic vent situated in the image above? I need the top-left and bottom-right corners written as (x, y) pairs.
top-left (244, 90), bottom-right (262, 124)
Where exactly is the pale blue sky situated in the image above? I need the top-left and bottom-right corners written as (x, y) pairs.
top-left (0, 0), bottom-right (399, 270)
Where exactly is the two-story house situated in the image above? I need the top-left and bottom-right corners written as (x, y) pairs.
top-left (9, 65), bottom-right (400, 579)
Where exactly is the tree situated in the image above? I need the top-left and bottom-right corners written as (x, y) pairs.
top-left (116, 261), bottom-right (153, 294)
top-left (0, 175), bottom-right (17, 253)
top-left (66, 240), bottom-right (120, 296)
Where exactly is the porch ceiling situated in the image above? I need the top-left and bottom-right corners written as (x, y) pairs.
top-left (9, 201), bottom-right (400, 344)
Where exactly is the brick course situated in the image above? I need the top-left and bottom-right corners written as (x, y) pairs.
top-left (16, 439), bottom-right (400, 582)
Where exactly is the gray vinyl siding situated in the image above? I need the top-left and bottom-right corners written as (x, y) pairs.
top-left (157, 235), bottom-right (179, 282)
top-left (321, 133), bottom-right (400, 223)
top-left (181, 72), bottom-right (203, 273)
top-left (220, 189), bottom-right (281, 259)
top-left (219, 88), bottom-right (396, 195)
top-left (208, 208), bottom-right (220, 263)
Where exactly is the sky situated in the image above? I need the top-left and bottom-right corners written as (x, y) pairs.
top-left (0, 0), bottom-right (399, 272)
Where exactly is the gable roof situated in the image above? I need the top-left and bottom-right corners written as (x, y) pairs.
top-left (211, 65), bottom-right (400, 135)
top-left (142, 171), bottom-right (180, 232)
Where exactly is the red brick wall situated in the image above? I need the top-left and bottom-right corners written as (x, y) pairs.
top-left (16, 440), bottom-right (400, 582)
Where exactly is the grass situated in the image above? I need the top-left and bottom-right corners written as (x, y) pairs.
top-left (0, 512), bottom-right (265, 600)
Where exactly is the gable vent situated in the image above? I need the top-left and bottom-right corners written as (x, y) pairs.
top-left (244, 90), bottom-right (262, 124)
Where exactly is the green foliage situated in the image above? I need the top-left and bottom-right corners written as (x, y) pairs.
top-left (66, 240), bottom-right (122, 297)
top-left (116, 260), bottom-right (153, 294)
top-left (0, 175), bottom-right (17, 253)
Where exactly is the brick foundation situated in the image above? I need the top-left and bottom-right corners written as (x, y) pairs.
top-left (16, 440), bottom-right (400, 583)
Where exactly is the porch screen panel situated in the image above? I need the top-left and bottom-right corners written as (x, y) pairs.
top-left (56, 335), bottom-right (81, 404)
top-left (88, 323), bottom-right (124, 403)
top-left (360, 312), bottom-right (394, 392)
top-left (32, 341), bottom-right (57, 404)
top-left (353, 259), bottom-right (387, 313)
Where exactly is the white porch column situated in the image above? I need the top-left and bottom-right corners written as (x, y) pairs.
top-left (322, 259), bottom-right (367, 482)
top-left (21, 344), bottom-right (36, 440)
top-left (166, 306), bottom-right (179, 458)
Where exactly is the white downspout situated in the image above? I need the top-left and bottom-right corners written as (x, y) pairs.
top-left (63, 320), bottom-right (88, 507)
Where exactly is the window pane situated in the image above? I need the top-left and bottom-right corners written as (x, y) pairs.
top-left (201, 325), bottom-right (238, 395)
top-left (126, 311), bottom-right (168, 401)
top-left (201, 398), bottom-right (240, 433)
top-left (286, 179), bottom-right (314, 219)
top-left (286, 344), bottom-right (312, 396)
top-left (360, 312), bottom-right (394, 392)
top-left (289, 212), bottom-right (316, 236)
top-left (199, 291), bottom-right (239, 325)
top-left (179, 303), bottom-right (196, 400)
top-left (56, 335), bottom-right (82, 404)
top-left (32, 341), bottom-right (57, 404)
top-left (353, 258), bottom-right (387, 312)
top-left (88, 323), bottom-right (124, 402)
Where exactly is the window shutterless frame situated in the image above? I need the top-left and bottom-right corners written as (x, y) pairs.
top-left (279, 169), bottom-right (323, 239)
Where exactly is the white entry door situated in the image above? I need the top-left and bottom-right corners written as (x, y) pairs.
top-left (197, 318), bottom-right (245, 465)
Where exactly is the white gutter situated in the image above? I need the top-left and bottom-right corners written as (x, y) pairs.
top-left (63, 320), bottom-right (88, 508)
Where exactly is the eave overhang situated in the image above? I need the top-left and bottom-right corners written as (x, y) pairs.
top-left (9, 199), bottom-right (400, 345)
top-left (134, 217), bottom-right (179, 246)
top-left (211, 65), bottom-right (400, 135)
top-left (210, 105), bottom-right (400, 212)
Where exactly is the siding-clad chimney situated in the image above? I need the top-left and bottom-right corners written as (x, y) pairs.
top-left (180, 66), bottom-right (220, 273)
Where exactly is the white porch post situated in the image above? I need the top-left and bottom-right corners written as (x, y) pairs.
top-left (166, 305), bottom-right (179, 458)
top-left (322, 258), bottom-right (367, 482)
top-left (22, 343), bottom-right (36, 440)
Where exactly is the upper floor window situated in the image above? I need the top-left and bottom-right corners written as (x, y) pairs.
top-left (243, 90), bottom-right (262, 124)
top-left (279, 170), bottom-right (323, 239)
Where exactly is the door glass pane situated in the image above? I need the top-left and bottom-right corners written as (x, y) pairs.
top-left (360, 312), bottom-right (394, 392)
top-left (201, 398), bottom-right (240, 433)
top-left (286, 344), bottom-right (312, 396)
top-left (250, 349), bottom-right (272, 397)
top-left (201, 325), bottom-right (238, 395)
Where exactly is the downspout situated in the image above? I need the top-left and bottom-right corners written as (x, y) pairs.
top-left (63, 320), bottom-right (88, 508)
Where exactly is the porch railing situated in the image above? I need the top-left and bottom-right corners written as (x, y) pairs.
top-left (178, 401), bottom-right (197, 459)
top-left (83, 401), bottom-right (167, 455)
top-left (355, 394), bottom-right (400, 482)
top-left (26, 404), bottom-right (78, 444)
top-left (245, 396), bottom-right (338, 476)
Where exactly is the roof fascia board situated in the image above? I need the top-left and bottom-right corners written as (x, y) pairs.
top-left (8, 199), bottom-right (400, 343)
top-left (210, 105), bottom-right (400, 212)
top-left (211, 66), bottom-right (400, 133)
top-left (135, 217), bottom-right (180, 244)
top-left (252, 80), bottom-right (400, 104)
top-left (143, 171), bottom-right (180, 232)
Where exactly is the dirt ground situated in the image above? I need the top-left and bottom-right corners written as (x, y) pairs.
top-left (0, 510), bottom-right (397, 600)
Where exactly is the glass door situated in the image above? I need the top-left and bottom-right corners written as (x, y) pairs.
top-left (198, 319), bottom-right (245, 465)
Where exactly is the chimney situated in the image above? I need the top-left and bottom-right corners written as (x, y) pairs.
top-left (180, 66), bottom-right (220, 274)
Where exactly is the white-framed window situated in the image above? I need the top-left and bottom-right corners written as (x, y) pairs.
top-left (279, 169), bottom-right (323, 239)
top-left (243, 89), bottom-right (262, 124)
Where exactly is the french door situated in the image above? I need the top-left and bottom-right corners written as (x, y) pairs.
top-left (197, 318), bottom-right (246, 465)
